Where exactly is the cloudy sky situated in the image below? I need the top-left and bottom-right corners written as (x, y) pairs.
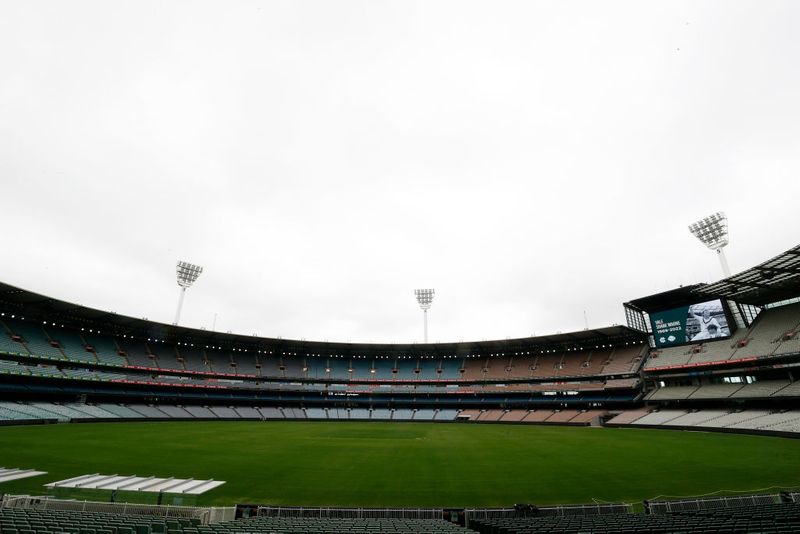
top-left (1, 1), bottom-right (798, 344)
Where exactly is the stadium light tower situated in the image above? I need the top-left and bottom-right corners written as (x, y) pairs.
top-left (414, 289), bottom-right (435, 343)
top-left (174, 261), bottom-right (203, 325)
top-left (688, 212), bottom-right (731, 278)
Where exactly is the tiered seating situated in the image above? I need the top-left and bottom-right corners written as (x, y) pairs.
top-left (118, 339), bottom-right (158, 368)
top-left (305, 407), bottom-right (327, 419)
top-left (177, 347), bottom-right (210, 373)
top-left (1, 402), bottom-right (66, 421)
top-left (522, 410), bottom-right (554, 422)
top-left (599, 345), bottom-right (645, 374)
top-left (439, 360), bottom-right (462, 379)
top-left (698, 410), bottom-right (771, 428)
top-left (210, 406), bottom-right (242, 419)
top-left (0, 403), bottom-right (38, 420)
top-left (327, 407), bottom-right (344, 419)
top-left (545, 410), bottom-right (581, 423)
top-left (281, 356), bottom-right (305, 379)
top-left (224, 516), bottom-right (465, 533)
top-left (435, 409), bottom-right (459, 420)
top-left (468, 502), bottom-right (800, 534)
top-left (688, 383), bottom-right (743, 399)
top-left (661, 410), bottom-right (731, 427)
top-left (728, 410), bottom-right (800, 430)
top-left (372, 408), bottom-right (392, 420)
top-left (644, 345), bottom-right (694, 368)
top-left (5, 319), bottom-right (66, 360)
top-left (499, 410), bottom-right (528, 422)
top-left (0, 320), bottom-right (30, 354)
top-left (457, 409), bottom-right (481, 420)
top-left (765, 416), bottom-right (800, 433)
top-left (731, 303), bottom-right (800, 359)
top-left (393, 409), bottom-right (414, 420)
top-left (476, 409), bottom-right (504, 421)
top-left (646, 385), bottom-right (698, 400)
top-left (569, 409), bottom-right (605, 423)
top-left (183, 405), bottom-right (217, 418)
top-left (631, 409), bottom-right (687, 425)
top-left (0, 358), bottom-right (30, 375)
top-left (414, 409), bottom-right (436, 420)
top-left (30, 402), bottom-right (89, 420)
top-left (158, 405), bottom-right (195, 418)
top-left (0, 508), bottom-right (204, 534)
top-left (772, 381), bottom-right (800, 397)
top-left (83, 333), bottom-right (128, 366)
top-left (129, 404), bottom-right (170, 418)
top-left (610, 405), bottom-right (800, 436)
top-left (604, 408), bottom-right (650, 425)
top-left (685, 338), bottom-right (740, 365)
top-left (257, 407), bottom-right (284, 419)
top-left (731, 380), bottom-right (791, 398)
top-left (63, 403), bottom-right (119, 418)
top-left (48, 329), bottom-right (97, 364)
top-left (233, 353), bottom-right (260, 375)
top-left (151, 344), bottom-right (184, 371)
top-left (96, 404), bottom-right (146, 418)
top-left (234, 406), bottom-right (263, 419)
top-left (350, 408), bottom-right (371, 420)
top-left (604, 377), bottom-right (640, 389)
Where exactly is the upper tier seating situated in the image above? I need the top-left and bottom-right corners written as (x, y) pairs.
top-left (645, 302), bottom-right (800, 370)
top-left (0, 317), bottom-right (647, 385)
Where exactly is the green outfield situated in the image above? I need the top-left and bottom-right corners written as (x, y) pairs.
top-left (0, 421), bottom-right (799, 507)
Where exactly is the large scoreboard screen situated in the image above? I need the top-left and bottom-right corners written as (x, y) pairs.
top-left (650, 298), bottom-right (733, 348)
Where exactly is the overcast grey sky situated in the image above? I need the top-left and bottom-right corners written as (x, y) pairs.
top-left (1, 1), bottom-right (798, 343)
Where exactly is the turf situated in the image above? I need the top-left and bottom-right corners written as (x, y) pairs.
top-left (0, 421), bottom-right (799, 507)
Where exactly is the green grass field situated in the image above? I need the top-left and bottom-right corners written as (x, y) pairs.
top-left (1, 421), bottom-right (799, 507)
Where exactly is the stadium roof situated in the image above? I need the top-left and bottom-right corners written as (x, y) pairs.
top-left (698, 245), bottom-right (800, 306)
top-left (0, 281), bottom-right (645, 355)
top-left (625, 244), bottom-right (800, 313)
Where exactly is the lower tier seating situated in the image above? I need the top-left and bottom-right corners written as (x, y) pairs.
top-left (606, 408), bottom-right (800, 435)
top-left (468, 502), bottom-right (800, 534)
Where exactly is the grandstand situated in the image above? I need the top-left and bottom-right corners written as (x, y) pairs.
top-left (0, 244), bottom-right (799, 531)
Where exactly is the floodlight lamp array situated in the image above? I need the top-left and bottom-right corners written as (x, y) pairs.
top-left (688, 212), bottom-right (729, 250)
top-left (176, 261), bottom-right (203, 288)
top-left (415, 288), bottom-right (435, 310)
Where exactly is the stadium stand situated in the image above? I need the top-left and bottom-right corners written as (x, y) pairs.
top-left (521, 410), bottom-right (554, 423)
top-left (688, 382), bottom-right (744, 399)
top-left (257, 407), bottom-right (284, 419)
top-left (629, 409), bottom-right (687, 425)
top-left (646, 385), bottom-right (698, 401)
top-left (467, 501), bottom-right (800, 534)
top-left (545, 409), bottom-right (582, 423)
top-left (604, 408), bottom-right (650, 425)
top-left (731, 379), bottom-right (791, 398)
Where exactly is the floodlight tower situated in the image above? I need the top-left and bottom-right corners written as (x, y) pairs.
top-left (174, 261), bottom-right (203, 325)
top-left (688, 212), bottom-right (731, 277)
top-left (414, 289), bottom-right (435, 343)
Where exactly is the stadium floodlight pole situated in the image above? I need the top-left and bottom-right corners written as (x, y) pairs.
top-left (688, 212), bottom-right (731, 278)
top-left (414, 289), bottom-right (435, 343)
top-left (174, 261), bottom-right (203, 325)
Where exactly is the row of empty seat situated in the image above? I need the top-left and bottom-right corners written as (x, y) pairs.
top-left (0, 317), bottom-right (645, 381)
top-left (0, 356), bottom-right (641, 394)
top-left (606, 408), bottom-right (800, 434)
top-left (0, 508), bottom-right (465, 534)
top-left (0, 402), bottom-right (605, 425)
top-left (646, 379), bottom-right (800, 401)
top-left (5, 501), bottom-right (800, 534)
top-left (469, 501), bottom-right (800, 534)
